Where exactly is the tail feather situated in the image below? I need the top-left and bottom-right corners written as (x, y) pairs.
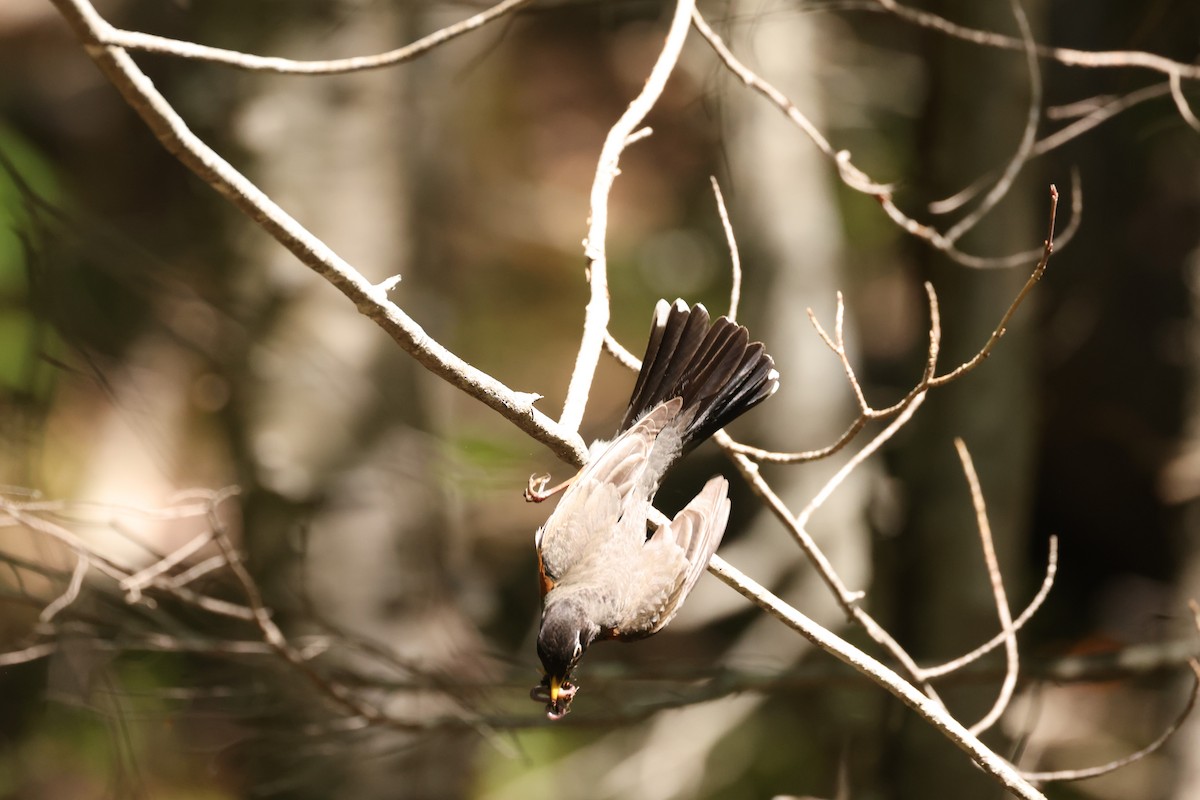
top-left (620, 299), bottom-right (779, 448)
top-left (638, 306), bottom-right (708, 414)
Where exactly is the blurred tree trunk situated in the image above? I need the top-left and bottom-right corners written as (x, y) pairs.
top-left (883, 1), bottom-right (1042, 795)
top-left (216, 2), bottom-right (484, 797)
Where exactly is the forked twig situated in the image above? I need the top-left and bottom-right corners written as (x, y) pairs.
top-left (726, 182), bottom-right (1057, 465)
top-left (921, 536), bottom-right (1058, 679)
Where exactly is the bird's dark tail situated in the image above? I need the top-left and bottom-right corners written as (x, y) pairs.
top-left (620, 299), bottom-right (779, 448)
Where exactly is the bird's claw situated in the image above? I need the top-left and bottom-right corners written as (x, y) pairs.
top-left (525, 473), bottom-right (552, 502)
top-left (525, 473), bottom-right (574, 503)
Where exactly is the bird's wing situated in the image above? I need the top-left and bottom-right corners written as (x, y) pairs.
top-left (536, 477), bottom-right (620, 592)
top-left (536, 398), bottom-right (687, 593)
top-left (614, 476), bottom-right (730, 639)
top-left (581, 398), bottom-right (685, 512)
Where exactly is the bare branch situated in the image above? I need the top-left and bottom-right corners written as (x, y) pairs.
top-left (0, 642), bottom-right (59, 667)
top-left (717, 396), bottom-right (953, 712)
top-left (726, 279), bottom-right (943, 464)
top-left (559, 0), bottom-right (696, 433)
top-left (203, 499), bottom-right (382, 725)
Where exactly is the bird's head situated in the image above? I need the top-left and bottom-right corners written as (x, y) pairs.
top-left (533, 598), bottom-right (599, 719)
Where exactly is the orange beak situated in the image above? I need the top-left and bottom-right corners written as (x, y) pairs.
top-left (550, 676), bottom-right (563, 703)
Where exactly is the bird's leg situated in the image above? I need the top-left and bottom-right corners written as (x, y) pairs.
top-left (524, 472), bottom-right (575, 503)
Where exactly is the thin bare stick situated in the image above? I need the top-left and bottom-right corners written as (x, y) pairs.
top-left (1022, 660), bottom-right (1200, 783)
top-left (1170, 73), bottom-right (1200, 133)
top-left (708, 554), bottom-right (1046, 800)
top-left (796, 393), bottom-right (927, 532)
top-left (931, 184), bottom-right (1057, 387)
top-left (954, 439), bottom-right (1019, 736)
top-left (559, 0), bottom-right (696, 433)
top-left (165, 554), bottom-right (229, 588)
top-left (119, 528), bottom-right (214, 602)
top-left (922, 536), bottom-right (1058, 679)
top-left (941, 0), bottom-right (1041, 246)
top-left (39, 553), bottom-right (89, 623)
top-left (724, 179), bottom-right (1052, 465)
top-left (935, 85), bottom-right (1151, 216)
top-left (872, 0), bottom-right (1200, 82)
top-left (0, 642), bottom-right (59, 667)
top-left (710, 176), bottom-right (742, 321)
top-left (48, 0), bottom-right (585, 466)
top-left (97, 0), bottom-right (529, 74)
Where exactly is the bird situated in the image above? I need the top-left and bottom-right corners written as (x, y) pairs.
top-left (529, 298), bottom-right (779, 720)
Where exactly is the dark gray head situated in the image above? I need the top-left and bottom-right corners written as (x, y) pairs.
top-left (536, 597), bottom-right (601, 699)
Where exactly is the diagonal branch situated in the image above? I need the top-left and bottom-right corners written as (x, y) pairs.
top-left (48, 0), bottom-right (586, 466)
top-left (708, 554), bottom-right (1046, 800)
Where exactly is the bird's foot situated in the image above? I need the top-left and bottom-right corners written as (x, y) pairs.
top-left (524, 473), bottom-right (573, 503)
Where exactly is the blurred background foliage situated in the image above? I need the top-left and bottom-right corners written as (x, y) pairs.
top-left (1, 0), bottom-right (1199, 798)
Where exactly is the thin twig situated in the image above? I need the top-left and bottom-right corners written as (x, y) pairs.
top-left (203, 497), bottom-right (383, 725)
top-left (922, 536), bottom-right (1058, 679)
top-left (718, 395), bottom-right (953, 712)
top-left (119, 528), bottom-right (215, 602)
top-left (1022, 660), bottom-right (1200, 783)
top-left (0, 642), bottom-right (59, 667)
top-left (726, 280), bottom-right (943, 463)
top-left (98, 0), bottom-right (530, 74)
top-left (710, 176), bottom-right (742, 321)
top-left (1169, 73), bottom-right (1200, 133)
top-left (941, 0), bottom-right (1041, 246)
top-left (871, 0), bottom-right (1200, 82)
top-left (559, 0), bottom-right (696, 433)
top-left (930, 184), bottom-right (1057, 387)
top-left (954, 439), bottom-right (1019, 736)
top-left (39, 554), bottom-right (89, 623)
